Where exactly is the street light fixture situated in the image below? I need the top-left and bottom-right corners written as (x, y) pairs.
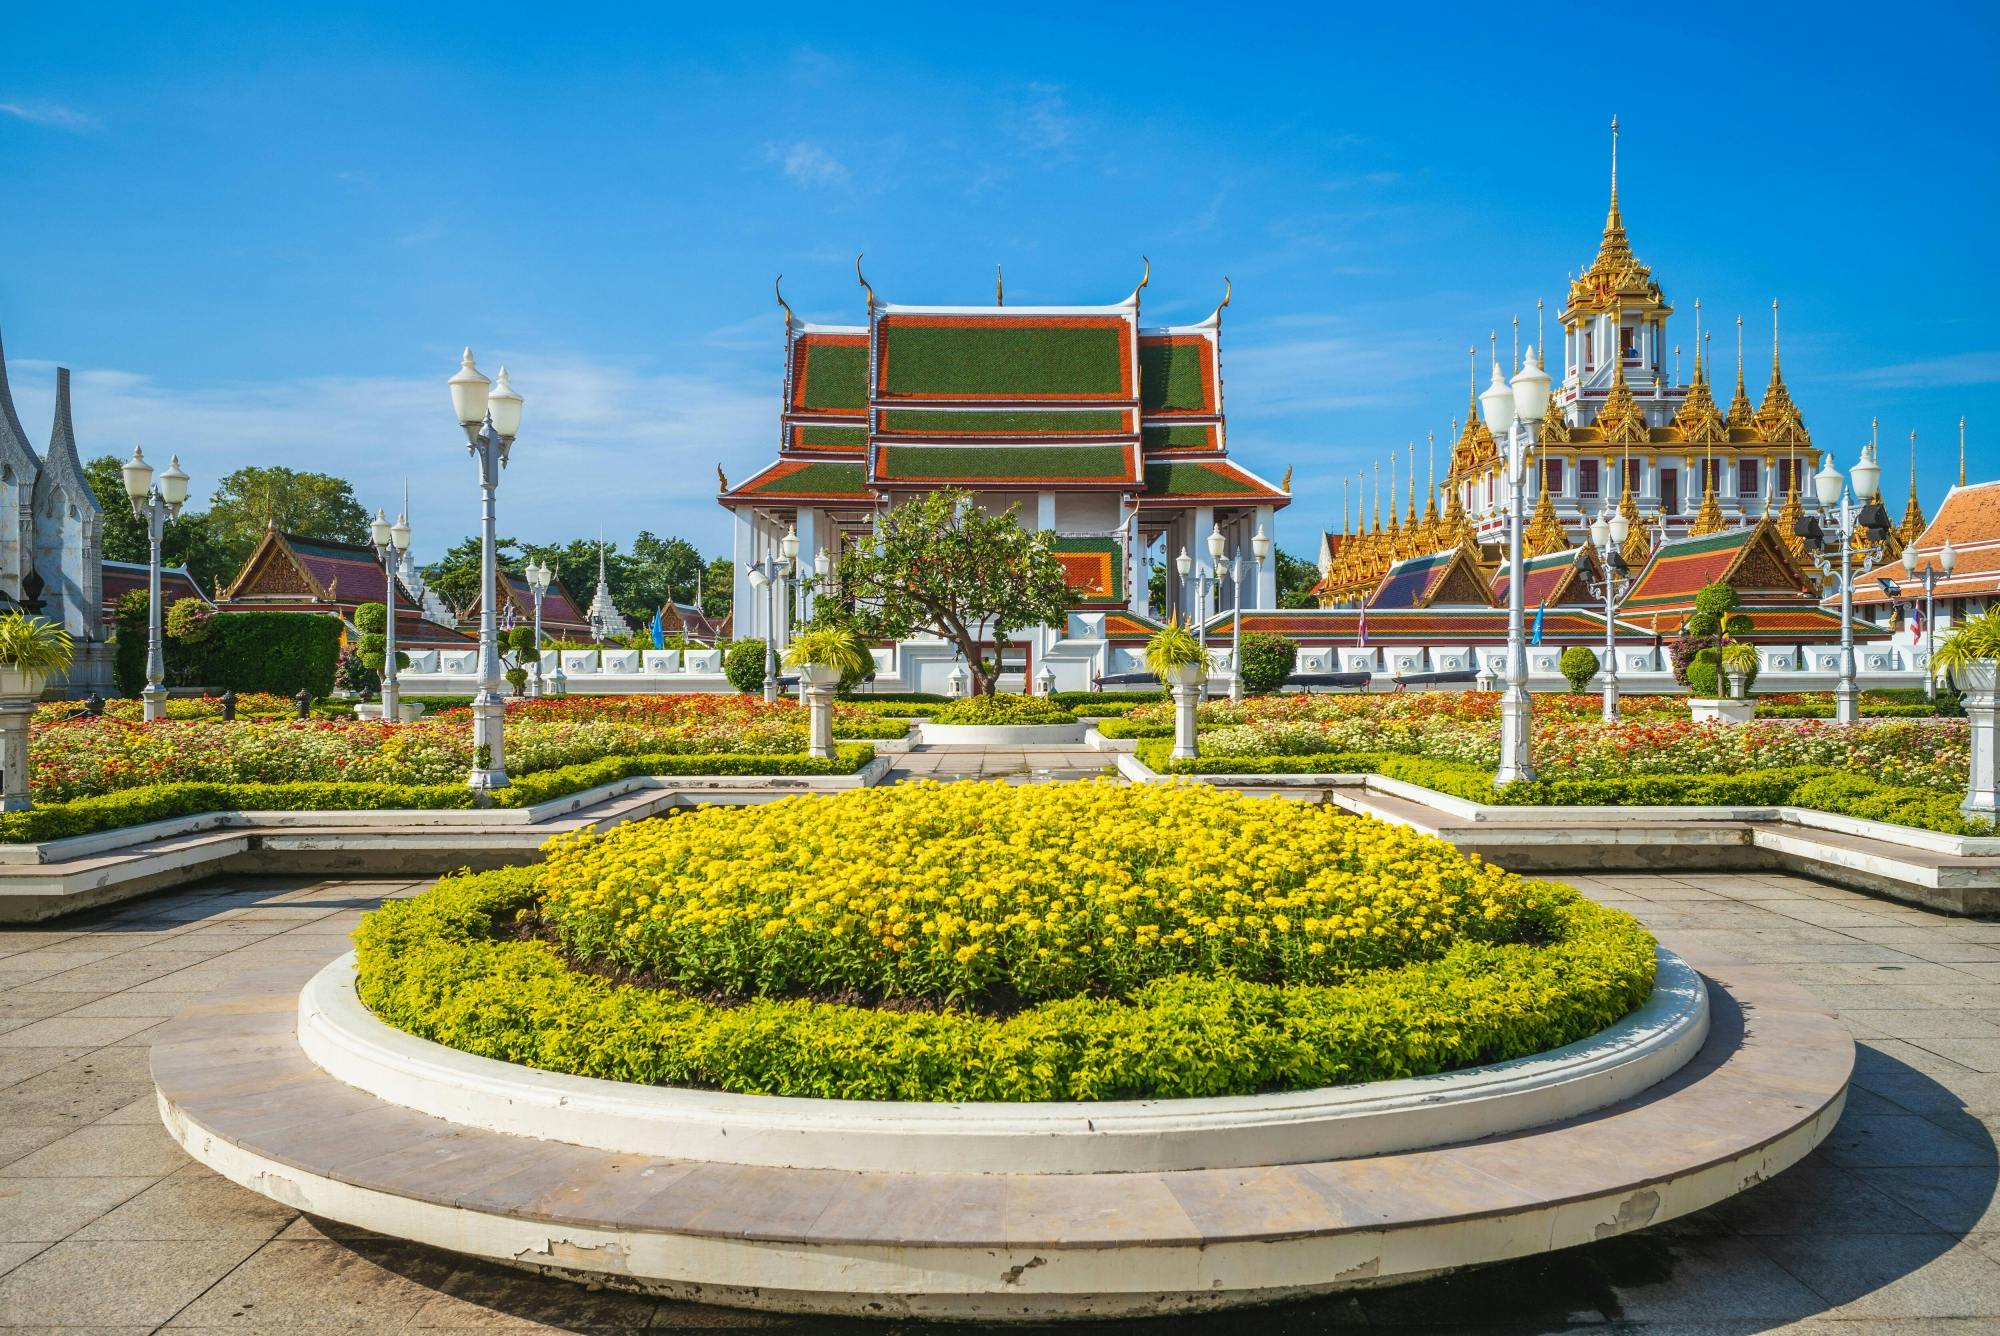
top-left (121, 447), bottom-right (191, 722)
top-left (1901, 538), bottom-right (1957, 703)
top-left (1797, 444), bottom-right (1893, 724)
top-left (1577, 506), bottom-right (1634, 722)
top-left (369, 507), bottom-right (411, 721)
top-left (449, 349), bottom-right (523, 792)
top-left (1478, 343), bottom-right (1552, 784)
top-left (746, 532), bottom-right (797, 704)
top-left (524, 558), bottom-right (552, 697)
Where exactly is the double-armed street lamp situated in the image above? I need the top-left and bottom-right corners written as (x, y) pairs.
top-left (1899, 540), bottom-right (1957, 703)
top-left (1176, 524), bottom-right (1230, 664)
top-left (368, 508), bottom-right (412, 721)
top-left (1477, 344), bottom-right (1553, 784)
top-left (524, 558), bottom-right (561, 697)
top-left (1794, 445), bottom-right (1894, 725)
top-left (120, 448), bottom-right (191, 723)
top-left (1575, 507), bottom-right (1634, 723)
top-left (746, 524), bottom-right (800, 704)
top-left (447, 349), bottom-right (525, 792)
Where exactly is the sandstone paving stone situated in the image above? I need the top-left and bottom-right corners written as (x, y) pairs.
top-left (165, 1238), bottom-right (458, 1328)
top-left (1903, 1036), bottom-right (2000, 1074)
top-left (0, 1015), bottom-right (169, 1049)
top-left (0, 1177), bottom-right (160, 1243)
top-left (1, 1121), bottom-right (194, 1179)
top-left (407, 1264), bottom-right (663, 1330)
top-left (0, 1237), bottom-right (268, 1327)
top-left (1836, 1010), bottom-right (2000, 1039)
top-left (1818, 1113), bottom-right (1997, 1170)
top-left (73, 1165), bottom-right (296, 1241)
top-left (1756, 1232), bottom-right (2000, 1320)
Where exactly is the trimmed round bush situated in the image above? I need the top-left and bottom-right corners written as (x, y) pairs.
top-left (724, 639), bottom-right (768, 694)
top-left (1237, 632), bottom-right (1299, 695)
top-left (354, 782), bottom-right (1659, 1101)
top-left (1560, 645), bottom-right (1600, 694)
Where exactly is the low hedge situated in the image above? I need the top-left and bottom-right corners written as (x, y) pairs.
top-left (828, 718), bottom-right (915, 739)
top-left (1052, 691), bottom-right (1164, 708)
top-left (836, 699), bottom-right (946, 719)
top-left (1096, 718), bottom-right (1173, 739)
top-left (0, 745), bottom-right (877, 844)
top-left (929, 693), bottom-right (1078, 726)
top-left (353, 866), bottom-right (1657, 1102)
top-left (1133, 742), bottom-right (1990, 836)
top-left (1756, 703), bottom-right (1937, 719)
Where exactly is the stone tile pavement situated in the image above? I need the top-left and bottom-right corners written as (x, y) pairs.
top-left (0, 868), bottom-right (1996, 1331)
top-left (885, 743), bottom-right (1117, 784)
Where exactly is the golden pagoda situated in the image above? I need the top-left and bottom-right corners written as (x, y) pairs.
top-left (1525, 484), bottom-right (1569, 556)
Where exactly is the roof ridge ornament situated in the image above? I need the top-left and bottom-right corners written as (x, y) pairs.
top-left (996, 264), bottom-right (1003, 307)
top-left (1127, 256), bottom-right (1151, 307)
top-left (855, 254), bottom-right (875, 311)
top-left (775, 276), bottom-right (793, 334)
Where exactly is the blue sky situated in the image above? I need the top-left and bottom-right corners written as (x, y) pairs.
top-left (2, 2), bottom-right (1996, 565)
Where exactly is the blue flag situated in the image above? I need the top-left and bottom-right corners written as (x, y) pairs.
top-left (1530, 601), bottom-right (1546, 646)
top-left (651, 607), bottom-right (665, 649)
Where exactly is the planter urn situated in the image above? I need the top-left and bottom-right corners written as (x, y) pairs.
top-left (0, 667), bottom-right (46, 814)
top-left (798, 663), bottom-right (842, 760)
top-left (1165, 663), bottom-right (1205, 761)
top-left (1960, 660), bottom-right (2000, 820)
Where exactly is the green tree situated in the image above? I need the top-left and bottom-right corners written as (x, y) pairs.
top-left (702, 557), bottom-right (734, 621)
top-left (832, 488), bottom-right (1070, 697)
top-left (625, 531), bottom-right (704, 612)
top-left (204, 466), bottom-right (370, 576)
top-left (1275, 548), bottom-right (1321, 609)
top-left (427, 535), bottom-right (522, 623)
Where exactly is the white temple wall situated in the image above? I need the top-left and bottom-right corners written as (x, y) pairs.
top-left (1055, 492), bottom-right (1119, 533)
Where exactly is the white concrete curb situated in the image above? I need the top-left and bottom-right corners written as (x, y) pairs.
top-left (300, 948), bottom-right (1705, 1175)
top-left (912, 721), bottom-right (1088, 745)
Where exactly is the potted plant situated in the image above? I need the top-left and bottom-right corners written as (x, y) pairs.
top-left (783, 627), bottom-right (870, 689)
top-left (1720, 642), bottom-right (1760, 701)
top-left (1932, 608), bottom-right (2000, 695)
top-left (0, 612), bottom-right (73, 698)
top-left (1146, 620), bottom-right (1208, 761)
top-left (1933, 610), bottom-right (2000, 819)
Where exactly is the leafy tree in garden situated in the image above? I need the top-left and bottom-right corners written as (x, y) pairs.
top-left (831, 488), bottom-right (1070, 697)
top-left (724, 639), bottom-right (768, 694)
top-left (354, 601), bottom-right (409, 676)
top-left (205, 466), bottom-right (370, 577)
top-left (427, 535), bottom-right (523, 622)
top-left (1236, 632), bottom-right (1299, 694)
top-left (1560, 645), bottom-right (1600, 694)
top-left (702, 557), bottom-right (734, 621)
top-left (1274, 548), bottom-right (1322, 609)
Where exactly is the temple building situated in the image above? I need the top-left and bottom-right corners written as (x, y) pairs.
top-left (219, 528), bottom-right (477, 650)
top-left (0, 326), bottom-right (108, 690)
top-left (1317, 122), bottom-right (1841, 607)
top-left (720, 265), bottom-right (1288, 689)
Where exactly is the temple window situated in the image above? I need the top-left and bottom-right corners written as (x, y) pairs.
top-left (1583, 330), bottom-right (1593, 369)
top-left (1578, 459), bottom-right (1600, 497)
top-left (1620, 324), bottom-right (1638, 361)
top-left (1543, 458), bottom-right (1563, 495)
top-left (1660, 469), bottom-right (1679, 514)
top-left (1737, 458), bottom-right (1759, 497)
top-left (1624, 458), bottom-right (1642, 495)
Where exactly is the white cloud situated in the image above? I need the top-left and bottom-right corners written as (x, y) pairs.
top-left (772, 140), bottom-right (850, 189)
top-left (6, 350), bottom-right (773, 562)
top-left (0, 98), bottom-right (97, 131)
top-left (1016, 83), bottom-right (1075, 153)
top-left (1853, 351), bottom-right (2000, 390)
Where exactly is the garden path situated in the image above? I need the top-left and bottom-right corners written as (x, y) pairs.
top-left (0, 870), bottom-right (1996, 1330)
top-left (884, 742), bottom-right (1118, 785)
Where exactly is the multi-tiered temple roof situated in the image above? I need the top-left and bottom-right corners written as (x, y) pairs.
top-left (722, 270), bottom-right (1287, 515)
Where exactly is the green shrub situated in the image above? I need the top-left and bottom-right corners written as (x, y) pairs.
top-left (164, 598), bottom-right (213, 645)
top-left (1050, 691), bottom-right (1164, 708)
top-left (1096, 717), bottom-right (1174, 739)
top-left (1559, 645), bottom-right (1600, 694)
top-left (724, 639), bottom-right (768, 694)
top-left (174, 612), bottom-right (341, 698)
top-left (353, 867), bottom-right (1656, 1102)
top-left (929, 693), bottom-right (1077, 725)
top-left (1237, 632), bottom-right (1299, 695)
top-left (837, 699), bottom-right (945, 718)
top-left (355, 602), bottom-right (388, 636)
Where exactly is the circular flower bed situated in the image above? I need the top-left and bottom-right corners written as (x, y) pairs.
top-left (355, 781), bottom-right (1656, 1102)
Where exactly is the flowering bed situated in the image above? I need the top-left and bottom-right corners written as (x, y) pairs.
top-left (30, 694), bottom-right (903, 804)
top-left (33, 692), bottom-right (301, 725)
top-left (1120, 693), bottom-right (1981, 834)
top-left (928, 692), bottom-right (1078, 726)
top-left (354, 781), bottom-right (1657, 1101)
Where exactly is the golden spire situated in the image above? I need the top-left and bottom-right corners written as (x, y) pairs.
top-left (1690, 433), bottom-right (1727, 536)
top-left (1372, 461), bottom-right (1382, 534)
top-left (1541, 386), bottom-right (1570, 442)
top-left (1342, 476), bottom-right (1350, 536)
top-left (1595, 357), bottom-right (1649, 445)
top-left (1405, 441), bottom-right (1419, 534)
top-left (1388, 451), bottom-right (1403, 553)
top-left (1567, 115), bottom-right (1663, 318)
top-left (1525, 482), bottom-right (1567, 556)
top-left (1424, 431), bottom-right (1439, 526)
top-left (1674, 336), bottom-right (1727, 446)
top-left (1725, 314), bottom-right (1760, 435)
top-left (1620, 495), bottom-right (1652, 569)
top-left (1900, 429), bottom-right (1927, 542)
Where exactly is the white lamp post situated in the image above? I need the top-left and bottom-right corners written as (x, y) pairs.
top-left (448, 349), bottom-right (523, 793)
top-left (1795, 446), bottom-right (1893, 725)
top-left (1479, 344), bottom-right (1552, 784)
top-left (746, 531), bottom-right (797, 705)
top-left (1902, 541), bottom-right (1955, 703)
top-left (120, 448), bottom-right (191, 722)
top-left (369, 508), bottom-right (411, 720)
top-left (524, 559), bottom-right (551, 697)
top-left (1579, 507), bottom-right (1633, 723)
top-left (1227, 553), bottom-right (1246, 703)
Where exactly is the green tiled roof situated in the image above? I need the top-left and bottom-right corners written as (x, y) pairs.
top-left (798, 343), bottom-right (868, 412)
top-left (879, 408), bottom-right (1129, 436)
top-left (876, 444), bottom-right (1136, 484)
top-left (1142, 424), bottom-right (1214, 450)
top-left (797, 424), bottom-right (867, 449)
top-left (1144, 461), bottom-right (1262, 496)
top-left (881, 323), bottom-right (1126, 398)
top-left (1139, 340), bottom-right (1210, 412)
top-left (743, 462), bottom-right (870, 497)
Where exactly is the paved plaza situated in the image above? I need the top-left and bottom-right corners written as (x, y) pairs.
top-left (1, 840), bottom-right (1999, 1329)
top-left (884, 743), bottom-right (1119, 784)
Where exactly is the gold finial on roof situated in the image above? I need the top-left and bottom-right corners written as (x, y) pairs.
top-left (1406, 441), bottom-right (1418, 531)
top-left (1342, 476), bottom-right (1350, 535)
top-left (1609, 114), bottom-right (1620, 216)
top-left (1130, 256), bottom-right (1151, 304)
top-left (775, 276), bottom-right (793, 332)
top-left (855, 254), bottom-right (875, 309)
top-left (1961, 417), bottom-right (1968, 487)
top-left (1209, 277), bottom-right (1232, 325)
top-left (1901, 429), bottom-right (1926, 543)
top-left (1525, 481), bottom-right (1566, 556)
top-left (1537, 299), bottom-right (1545, 370)
top-left (1281, 464), bottom-right (1292, 493)
top-left (716, 464), bottom-right (728, 493)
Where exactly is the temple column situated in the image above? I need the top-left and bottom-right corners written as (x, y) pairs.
top-left (794, 508), bottom-right (819, 621)
top-left (732, 508), bottom-right (757, 638)
top-left (1255, 505), bottom-right (1277, 609)
top-left (1190, 506), bottom-right (1214, 625)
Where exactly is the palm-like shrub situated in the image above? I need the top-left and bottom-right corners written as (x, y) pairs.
top-left (1932, 609), bottom-right (2000, 687)
top-left (783, 628), bottom-right (870, 681)
top-left (1146, 620), bottom-right (1207, 684)
top-left (0, 613), bottom-right (73, 677)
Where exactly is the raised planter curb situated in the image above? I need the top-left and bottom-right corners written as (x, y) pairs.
top-left (154, 950), bottom-right (1850, 1320)
top-left (913, 721), bottom-right (1087, 745)
top-left (299, 947), bottom-right (1707, 1175)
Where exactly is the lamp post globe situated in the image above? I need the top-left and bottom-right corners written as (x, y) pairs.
top-left (390, 513), bottom-right (411, 554)
top-left (1942, 540), bottom-right (1958, 576)
top-left (1251, 525), bottom-right (1271, 565)
top-left (1510, 346), bottom-right (1551, 423)
top-left (125, 448), bottom-right (187, 723)
top-left (452, 350), bottom-right (522, 794)
top-left (370, 509), bottom-right (392, 549)
top-left (121, 447), bottom-right (154, 505)
top-left (1609, 510), bottom-right (1631, 547)
top-left (1479, 362), bottom-right (1517, 438)
top-left (1814, 457), bottom-right (1845, 510)
top-left (1851, 446), bottom-right (1882, 505)
top-left (157, 455), bottom-right (190, 508)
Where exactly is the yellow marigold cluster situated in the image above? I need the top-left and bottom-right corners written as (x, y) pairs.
top-left (535, 779), bottom-right (1551, 1006)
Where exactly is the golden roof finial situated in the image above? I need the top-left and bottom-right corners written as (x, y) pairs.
top-left (1406, 440), bottom-right (1419, 531)
top-left (1372, 460), bottom-right (1382, 534)
top-left (1389, 450), bottom-right (1401, 540)
top-left (775, 275), bottom-right (794, 333)
top-left (855, 254), bottom-right (875, 310)
top-left (1425, 431), bottom-right (1438, 523)
top-left (1609, 114), bottom-right (1620, 220)
top-left (1901, 429), bottom-right (1926, 543)
top-left (1342, 476), bottom-right (1351, 536)
top-left (1512, 315), bottom-right (1520, 372)
top-left (1536, 298), bottom-right (1545, 371)
top-left (1771, 298), bottom-right (1782, 375)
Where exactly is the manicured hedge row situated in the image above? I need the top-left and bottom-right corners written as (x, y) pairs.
top-left (837, 700), bottom-right (946, 719)
top-left (1096, 718), bottom-right (1173, 739)
top-left (1051, 691), bottom-right (1165, 707)
top-left (1133, 741), bottom-right (1989, 836)
top-left (0, 745), bottom-right (877, 844)
top-left (353, 867), bottom-right (1657, 1102)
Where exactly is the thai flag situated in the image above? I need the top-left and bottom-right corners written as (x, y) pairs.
top-left (1908, 604), bottom-right (1924, 641)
